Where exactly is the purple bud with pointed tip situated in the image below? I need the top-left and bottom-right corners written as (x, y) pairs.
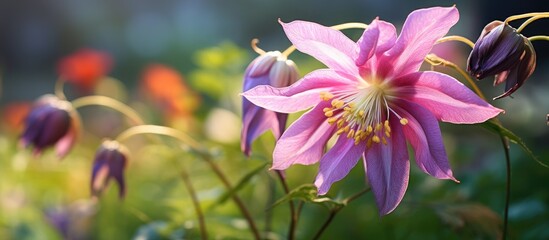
top-left (241, 51), bottom-right (299, 156)
top-left (91, 140), bottom-right (128, 198)
top-left (467, 21), bottom-right (536, 99)
top-left (20, 95), bottom-right (78, 158)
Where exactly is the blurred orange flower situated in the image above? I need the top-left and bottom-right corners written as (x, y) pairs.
top-left (140, 64), bottom-right (200, 120)
top-left (1, 102), bottom-right (31, 132)
top-left (57, 49), bottom-right (113, 92)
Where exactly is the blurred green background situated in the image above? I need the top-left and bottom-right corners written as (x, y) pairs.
top-left (1, 0), bottom-right (549, 239)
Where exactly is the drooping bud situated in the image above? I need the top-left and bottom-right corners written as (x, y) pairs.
top-left (90, 140), bottom-right (129, 198)
top-left (241, 50), bottom-right (299, 156)
top-left (467, 21), bottom-right (536, 99)
top-left (20, 95), bottom-right (78, 158)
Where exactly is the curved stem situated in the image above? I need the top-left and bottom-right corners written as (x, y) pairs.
top-left (425, 54), bottom-right (486, 100)
top-left (282, 22), bottom-right (369, 57)
top-left (250, 39), bottom-right (266, 55)
top-left (54, 77), bottom-right (67, 100)
top-left (275, 171), bottom-right (296, 240)
top-left (528, 35), bottom-right (549, 42)
top-left (114, 125), bottom-right (261, 240)
top-left (517, 15), bottom-right (549, 33)
top-left (181, 168), bottom-right (207, 240)
top-left (505, 12), bottom-right (549, 24)
top-left (436, 35), bottom-right (475, 49)
top-left (500, 135), bottom-right (511, 240)
top-left (71, 95), bottom-right (145, 126)
top-left (312, 188), bottom-right (370, 239)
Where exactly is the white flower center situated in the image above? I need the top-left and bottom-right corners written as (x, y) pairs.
top-left (320, 79), bottom-right (407, 146)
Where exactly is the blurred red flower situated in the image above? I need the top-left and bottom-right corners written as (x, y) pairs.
top-left (57, 49), bottom-right (113, 92)
top-left (1, 102), bottom-right (31, 132)
top-left (140, 64), bottom-right (200, 120)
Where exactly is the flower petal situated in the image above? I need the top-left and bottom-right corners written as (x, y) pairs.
top-left (364, 116), bottom-right (409, 215)
top-left (241, 104), bottom-right (284, 156)
top-left (395, 71), bottom-right (503, 123)
top-left (378, 6), bottom-right (459, 78)
top-left (280, 20), bottom-right (358, 74)
top-left (314, 136), bottom-right (366, 195)
top-left (242, 69), bottom-right (356, 113)
top-left (356, 19), bottom-right (380, 67)
top-left (396, 100), bottom-right (457, 181)
top-left (272, 101), bottom-right (335, 170)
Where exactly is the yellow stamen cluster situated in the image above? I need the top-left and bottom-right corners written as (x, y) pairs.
top-left (319, 91), bottom-right (408, 146)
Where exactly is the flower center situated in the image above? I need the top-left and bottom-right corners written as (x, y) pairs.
top-left (320, 80), bottom-right (407, 146)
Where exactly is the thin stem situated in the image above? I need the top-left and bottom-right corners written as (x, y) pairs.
top-left (250, 39), bottom-right (266, 55)
top-left (425, 54), bottom-right (487, 100)
top-left (436, 35), bottom-right (475, 49)
top-left (517, 15), bottom-right (549, 33)
top-left (202, 154), bottom-right (261, 240)
top-left (500, 135), bottom-right (511, 240)
top-left (54, 77), bottom-right (67, 100)
top-left (505, 12), bottom-right (549, 24)
top-left (282, 22), bottom-right (368, 57)
top-left (114, 125), bottom-right (261, 240)
top-left (528, 35), bottom-right (549, 42)
top-left (181, 168), bottom-right (207, 240)
top-left (312, 188), bottom-right (370, 240)
top-left (275, 170), bottom-right (296, 240)
top-left (71, 95), bottom-right (145, 126)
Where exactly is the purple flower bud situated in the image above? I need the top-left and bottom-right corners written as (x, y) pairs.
top-left (20, 95), bottom-right (78, 158)
top-left (467, 21), bottom-right (536, 99)
top-left (241, 51), bottom-right (299, 156)
top-left (90, 140), bottom-right (128, 198)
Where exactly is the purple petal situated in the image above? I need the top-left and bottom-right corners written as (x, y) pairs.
top-left (280, 20), bottom-right (358, 75)
top-left (55, 126), bottom-right (76, 158)
top-left (395, 71), bottom-right (503, 123)
top-left (242, 69), bottom-right (356, 113)
top-left (272, 101), bottom-right (335, 170)
top-left (378, 6), bottom-right (459, 78)
top-left (365, 117), bottom-right (409, 215)
top-left (356, 19), bottom-right (380, 66)
top-left (315, 136), bottom-right (366, 195)
top-left (396, 101), bottom-right (457, 181)
top-left (241, 105), bottom-right (284, 156)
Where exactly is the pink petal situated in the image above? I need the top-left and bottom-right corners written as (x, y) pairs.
top-left (314, 136), bottom-right (366, 195)
top-left (364, 117), bottom-right (409, 215)
top-left (280, 20), bottom-right (358, 75)
top-left (396, 100), bottom-right (457, 181)
top-left (55, 123), bottom-right (77, 159)
top-left (242, 69), bottom-right (356, 113)
top-left (356, 19), bottom-right (398, 67)
top-left (395, 71), bottom-right (503, 123)
top-left (378, 6), bottom-right (459, 78)
top-left (272, 101), bottom-right (335, 170)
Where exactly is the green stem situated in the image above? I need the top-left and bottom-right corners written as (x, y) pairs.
top-left (505, 12), bottom-right (549, 24)
top-left (275, 170), bottom-right (297, 240)
top-left (436, 35), bottom-right (475, 48)
top-left (114, 125), bottom-right (261, 240)
top-left (181, 168), bottom-right (207, 240)
top-left (312, 188), bottom-right (370, 239)
top-left (54, 77), bottom-right (67, 100)
top-left (71, 95), bottom-right (145, 125)
top-left (500, 135), bottom-right (511, 240)
top-left (528, 35), bottom-right (549, 42)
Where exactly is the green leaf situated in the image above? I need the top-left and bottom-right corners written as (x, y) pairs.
top-left (480, 120), bottom-right (547, 168)
top-left (211, 162), bottom-right (269, 207)
top-left (270, 184), bottom-right (344, 211)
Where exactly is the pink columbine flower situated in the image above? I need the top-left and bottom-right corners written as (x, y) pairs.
top-left (241, 51), bottom-right (299, 156)
top-left (243, 6), bottom-right (503, 215)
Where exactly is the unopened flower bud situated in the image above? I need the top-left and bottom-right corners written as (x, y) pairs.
top-left (467, 21), bottom-right (536, 99)
top-left (90, 140), bottom-right (128, 198)
top-left (241, 51), bottom-right (299, 156)
top-left (20, 95), bottom-right (78, 158)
